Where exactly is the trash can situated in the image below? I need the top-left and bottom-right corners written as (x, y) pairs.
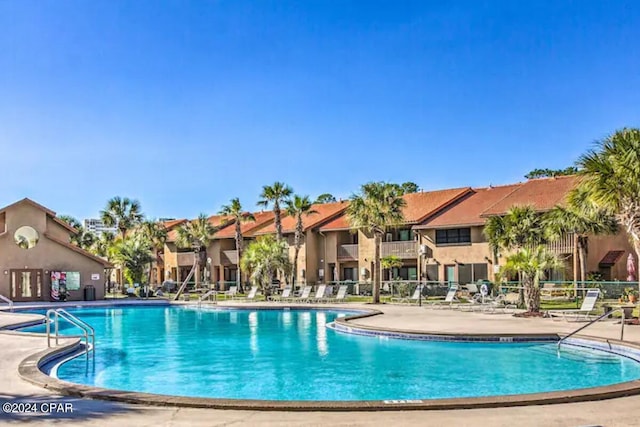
top-left (84, 285), bottom-right (96, 301)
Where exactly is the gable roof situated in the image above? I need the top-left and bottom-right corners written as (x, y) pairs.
top-left (417, 184), bottom-right (522, 229)
top-left (0, 198), bottom-right (78, 234)
top-left (44, 232), bottom-right (113, 267)
top-left (214, 211), bottom-right (275, 239)
top-left (254, 201), bottom-right (349, 235)
top-left (318, 187), bottom-right (472, 232)
top-left (166, 215), bottom-right (234, 242)
top-left (480, 175), bottom-right (579, 217)
top-left (162, 219), bottom-right (187, 229)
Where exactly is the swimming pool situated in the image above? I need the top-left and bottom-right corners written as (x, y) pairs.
top-left (22, 306), bottom-right (640, 401)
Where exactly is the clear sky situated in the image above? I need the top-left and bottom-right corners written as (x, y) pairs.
top-left (1, 1), bottom-right (639, 221)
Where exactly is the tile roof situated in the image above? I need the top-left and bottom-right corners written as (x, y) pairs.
top-left (480, 175), bottom-right (579, 217)
top-left (162, 219), bottom-right (187, 229)
top-left (417, 184), bottom-right (522, 228)
top-left (166, 215), bottom-right (233, 242)
top-left (254, 201), bottom-right (349, 235)
top-left (599, 250), bottom-right (626, 266)
top-left (318, 187), bottom-right (472, 231)
top-left (215, 211), bottom-right (275, 239)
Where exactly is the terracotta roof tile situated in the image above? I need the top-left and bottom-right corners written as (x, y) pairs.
top-left (417, 184), bottom-right (522, 228)
top-left (166, 215), bottom-right (233, 242)
top-left (254, 201), bottom-right (349, 235)
top-left (215, 211), bottom-right (275, 239)
top-left (162, 219), bottom-right (187, 229)
top-left (480, 175), bottom-right (580, 217)
top-left (318, 187), bottom-right (472, 231)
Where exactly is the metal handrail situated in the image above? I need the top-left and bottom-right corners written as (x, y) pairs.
top-left (198, 290), bottom-right (217, 305)
top-left (46, 309), bottom-right (95, 363)
top-left (557, 308), bottom-right (625, 350)
top-left (0, 294), bottom-right (13, 312)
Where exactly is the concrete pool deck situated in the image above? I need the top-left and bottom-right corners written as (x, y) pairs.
top-left (3, 300), bottom-right (640, 426)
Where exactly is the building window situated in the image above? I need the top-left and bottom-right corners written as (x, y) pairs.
top-left (14, 226), bottom-right (39, 249)
top-left (425, 265), bottom-right (439, 281)
top-left (456, 263), bottom-right (489, 284)
top-left (398, 229), bottom-right (411, 241)
top-left (435, 228), bottom-right (471, 245)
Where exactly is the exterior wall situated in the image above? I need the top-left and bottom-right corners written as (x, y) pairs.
top-left (304, 230), bottom-right (319, 284)
top-left (586, 233), bottom-right (635, 281)
top-left (46, 217), bottom-right (72, 241)
top-left (162, 243), bottom-right (179, 279)
top-left (0, 202), bottom-right (106, 301)
top-left (357, 230), bottom-right (375, 282)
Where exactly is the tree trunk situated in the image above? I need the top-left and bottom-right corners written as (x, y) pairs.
top-left (236, 225), bottom-right (243, 293)
top-left (292, 247), bottom-right (300, 289)
top-left (524, 277), bottom-right (541, 313)
top-left (274, 205), bottom-right (282, 241)
top-left (517, 272), bottom-right (525, 308)
top-left (578, 239), bottom-right (587, 284)
top-left (373, 233), bottom-right (381, 304)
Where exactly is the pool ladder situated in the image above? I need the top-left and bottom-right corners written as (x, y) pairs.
top-left (198, 290), bottom-right (218, 306)
top-left (0, 294), bottom-right (13, 312)
top-left (46, 308), bottom-right (95, 364)
top-left (557, 308), bottom-right (625, 351)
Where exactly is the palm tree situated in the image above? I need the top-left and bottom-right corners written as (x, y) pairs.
top-left (174, 214), bottom-right (217, 300)
top-left (100, 197), bottom-right (144, 240)
top-left (577, 128), bottom-right (640, 289)
top-left (544, 187), bottom-right (618, 282)
top-left (240, 235), bottom-right (291, 297)
top-left (138, 220), bottom-right (168, 286)
top-left (58, 215), bottom-right (97, 250)
top-left (91, 231), bottom-right (116, 292)
top-left (258, 182), bottom-right (293, 241)
top-left (381, 255), bottom-right (403, 280)
top-left (111, 236), bottom-right (155, 289)
top-left (285, 195), bottom-right (318, 287)
top-left (500, 246), bottom-right (562, 314)
top-left (483, 205), bottom-right (546, 306)
top-left (314, 193), bottom-right (336, 204)
top-left (347, 182), bottom-right (406, 303)
top-left (219, 198), bottom-right (255, 292)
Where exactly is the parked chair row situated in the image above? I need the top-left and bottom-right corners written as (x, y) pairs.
top-left (267, 285), bottom-right (349, 304)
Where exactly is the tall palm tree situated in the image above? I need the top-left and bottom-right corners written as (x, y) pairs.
top-left (174, 214), bottom-right (217, 299)
top-left (138, 220), bottom-right (168, 286)
top-left (258, 182), bottom-right (293, 241)
top-left (111, 236), bottom-right (155, 288)
top-left (100, 197), bottom-right (144, 240)
top-left (347, 182), bottom-right (406, 303)
top-left (578, 128), bottom-right (640, 289)
top-left (544, 187), bottom-right (618, 282)
top-left (500, 246), bottom-right (562, 313)
top-left (285, 195), bottom-right (318, 287)
top-left (219, 198), bottom-right (255, 292)
top-left (240, 235), bottom-right (291, 297)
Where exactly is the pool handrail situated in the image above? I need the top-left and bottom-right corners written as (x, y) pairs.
top-left (46, 308), bottom-right (95, 364)
top-left (0, 294), bottom-right (13, 312)
top-left (557, 307), bottom-right (625, 350)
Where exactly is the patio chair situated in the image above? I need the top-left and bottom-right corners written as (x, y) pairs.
top-left (479, 294), bottom-right (518, 314)
top-left (425, 284), bottom-right (459, 309)
top-left (548, 289), bottom-right (600, 321)
top-left (235, 287), bottom-right (259, 301)
top-left (332, 285), bottom-right (349, 303)
top-left (310, 285), bottom-right (327, 303)
top-left (224, 286), bottom-right (237, 300)
top-left (391, 284), bottom-right (424, 304)
top-left (292, 286), bottom-right (313, 303)
top-left (268, 286), bottom-right (292, 302)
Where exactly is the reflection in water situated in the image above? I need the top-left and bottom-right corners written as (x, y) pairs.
top-left (230, 311), bottom-right (238, 324)
top-left (282, 311), bottom-right (292, 329)
top-left (316, 312), bottom-right (328, 356)
top-left (298, 312), bottom-right (311, 352)
top-left (249, 312), bottom-right (258, 355)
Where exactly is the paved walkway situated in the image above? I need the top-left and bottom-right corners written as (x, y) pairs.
top-left (2, 302), bottom-right (640, 426)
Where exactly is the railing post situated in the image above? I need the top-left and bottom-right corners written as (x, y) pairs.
top-left (621, 309), bottom-right (625, 341)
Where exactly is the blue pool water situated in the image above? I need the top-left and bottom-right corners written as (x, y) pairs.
top-left (22, 306), bottom-right (640, 401)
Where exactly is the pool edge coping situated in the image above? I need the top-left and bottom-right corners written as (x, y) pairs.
top-left (10, 304), bottom-right (640, 411)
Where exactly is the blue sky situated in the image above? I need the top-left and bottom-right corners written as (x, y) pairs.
top-left (1, 1), bottom-right (639, 220)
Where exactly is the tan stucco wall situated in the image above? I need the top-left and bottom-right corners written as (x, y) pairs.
top-left (587, 233), bottom-right (635, 281)
top-left (0, 202), bottom-right (106, 301)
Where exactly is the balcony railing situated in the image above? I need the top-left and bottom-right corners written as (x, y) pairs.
top-left (381, 241), bottom-right (418, 259)
top-left (338, 244), bottom-right (358, 261)
top-left (221, 250), bottom-right (239, 265)
top-left (545, 233), bottom-right (575, 254)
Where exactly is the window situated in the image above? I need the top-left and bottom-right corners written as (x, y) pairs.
top-left (456, 263), bottom-right (489, 284)
top-left (425, 265), bottom-right (439, 281)
top-left (435, 228), bottom-right (471, 245)
top-left (398, 229), bottom-right (411, 241)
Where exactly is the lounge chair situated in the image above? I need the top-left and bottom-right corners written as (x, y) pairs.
top-left (391, 284), bottom-right (425, 304)
top-left (268, 286), bottom-right (292, 302)
top-left (236, 287), bottom-right (259, 301)
top-left (479, 294), bottom-right (518, 314)
top-left (331, 285), bottom-right (349, 303)
top-left (548, 289), bottom-right (600, 321)
top-left (224, 286), bottom-right (237, 300)
top-left (310, 285), bottom-right (327, 303)
top-left (292, 286), bottom-right (313, 303)
top-left (425, 284), bottom-right (459, 309)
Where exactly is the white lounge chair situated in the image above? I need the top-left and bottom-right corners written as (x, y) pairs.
top-left (268, 286), bottom-right (292, 302)
top-left (391, 284), bottom-right (425, 304)
top-left (332, 285), bottom-right (348, 303)
top-left (310, 285), bottom-right (327, 303)
top-left (224, 286), bottom-right (237, 300)
top-left (548, 289), bottom-right (600, 321)
top-left (236, 287), bottom-right (259, 301)
top-left (426, 284), bottom-right (459, 309)
top-left (293, 286), bottom-right (313, 303)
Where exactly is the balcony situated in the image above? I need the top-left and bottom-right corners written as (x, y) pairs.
top-left (221, 250), bottom-right (239, 265)
top-left (338, 244), bottom-right (359, 261)
top-left (381, 241), bottom-right (418, 259)
top-left (545, 233), bottom-right (575, 255)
